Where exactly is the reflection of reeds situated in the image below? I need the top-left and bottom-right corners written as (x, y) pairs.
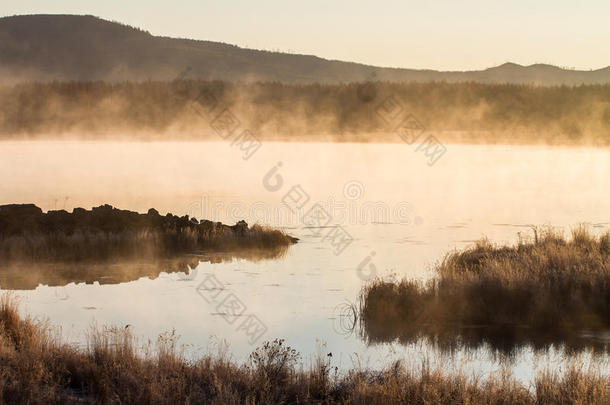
top-left (0, 204), bottom-right (297, 263)
top-left (361, 227), bottom-right (610, 353)
top-left (0, 246), bottom-right (290, 290)
top-left (1, 295), bottom-right (608, 404)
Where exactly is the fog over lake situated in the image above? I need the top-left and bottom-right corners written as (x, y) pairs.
top-left (1, 140), bottom-right (608, 382)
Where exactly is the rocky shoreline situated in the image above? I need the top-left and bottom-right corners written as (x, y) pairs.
top-left (0, 204), bottom-right (297, 262)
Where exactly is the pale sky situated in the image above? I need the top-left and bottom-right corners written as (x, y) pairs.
top-left (2, 0), bottom-right (609, 71)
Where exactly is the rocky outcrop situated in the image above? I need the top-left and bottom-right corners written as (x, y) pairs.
top-left (0, 204), bottom-right (297, 262)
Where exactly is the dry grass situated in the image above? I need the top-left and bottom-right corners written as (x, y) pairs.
top-left (361, 227), bottom-right (610, 353)
top-left (0, 227), bottom-right (296, 262)
top-left (0, 294), bottom-right (608, 404)
top-left (0, 204), bottom-right (297, 263)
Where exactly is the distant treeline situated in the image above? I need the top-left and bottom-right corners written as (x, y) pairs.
top-left (1, 81), bottom-right (609, 144)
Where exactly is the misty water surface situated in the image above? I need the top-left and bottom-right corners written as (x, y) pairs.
top-left (0, 141), bottom-right (608, 381)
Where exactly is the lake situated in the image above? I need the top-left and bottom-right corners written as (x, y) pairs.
top-left (1, 140), bottom-right (609, 382)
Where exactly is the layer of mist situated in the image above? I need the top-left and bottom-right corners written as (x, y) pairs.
top-left (1, 81), bottom-right (609, 145)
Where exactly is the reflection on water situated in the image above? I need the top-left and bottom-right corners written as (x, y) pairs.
top-left (0, 246), bottom-right (289, 290)
top-left (1, 141), bottom-right (609, 381)
top-left (358, 319), bottom-right (610, 357)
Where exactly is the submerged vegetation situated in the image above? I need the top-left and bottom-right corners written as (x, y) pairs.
top-left (361, 227), bottom-right (610, 353)
top-left (0, 295), bottom-right (608, 404)
top-left (0, 204), bottom-right (297, 263)
top-left (1, 81), bottom-right (610, 144)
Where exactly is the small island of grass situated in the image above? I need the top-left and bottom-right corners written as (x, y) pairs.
top-left (360, 227), bottom-right (610, 352)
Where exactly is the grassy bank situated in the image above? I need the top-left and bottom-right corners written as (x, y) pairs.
top-left (361, 227), bottom-right (610, 352)
top-left (0, 295), bottom-right (608, 404)
top-left (1, 81), bottom-right (610, 144)
top-left (0, 204), bottom-right (297, 263)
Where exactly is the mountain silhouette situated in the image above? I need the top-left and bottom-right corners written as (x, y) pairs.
top-left (1, 14), bottom-right (609, 85)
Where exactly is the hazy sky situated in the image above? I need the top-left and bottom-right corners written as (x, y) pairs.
top-left (2, 0), bottom-right (609, 71)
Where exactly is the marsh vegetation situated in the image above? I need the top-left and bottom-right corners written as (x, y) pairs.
top-left (0, 204), bottom-right (296, 263)
top-left (0, 295), bottom-right (608, 404)
top-left (360, 227), bottom-right (610, 353)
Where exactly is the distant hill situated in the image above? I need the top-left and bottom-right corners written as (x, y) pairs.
top-left (1, 14), bottom-right (610, 85)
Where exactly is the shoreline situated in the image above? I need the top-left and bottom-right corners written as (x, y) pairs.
top-left (0, 204), bottom-right (297, 263)
top-left (0, 294), bottom-right (608, 404)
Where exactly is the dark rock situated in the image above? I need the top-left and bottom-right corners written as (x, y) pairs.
top-left (0, 203), bottom-right (297, 262)
top-left (92, 204), bottom-right (113, 212)
top-left (231, 220), bottom-right (249, 236)
top-left (0, 203), bottom-right (43, 217)
top-left (0, 204), bottom-right (44, 234)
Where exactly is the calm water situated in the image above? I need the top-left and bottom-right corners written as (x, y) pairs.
top-left (1, 141), bottom-right (609, 381)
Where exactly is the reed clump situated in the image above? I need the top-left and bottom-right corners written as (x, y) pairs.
top-left (361, 227), bottom-right (610, 352)
top-left (0, 294), bottom-right (608, 404)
